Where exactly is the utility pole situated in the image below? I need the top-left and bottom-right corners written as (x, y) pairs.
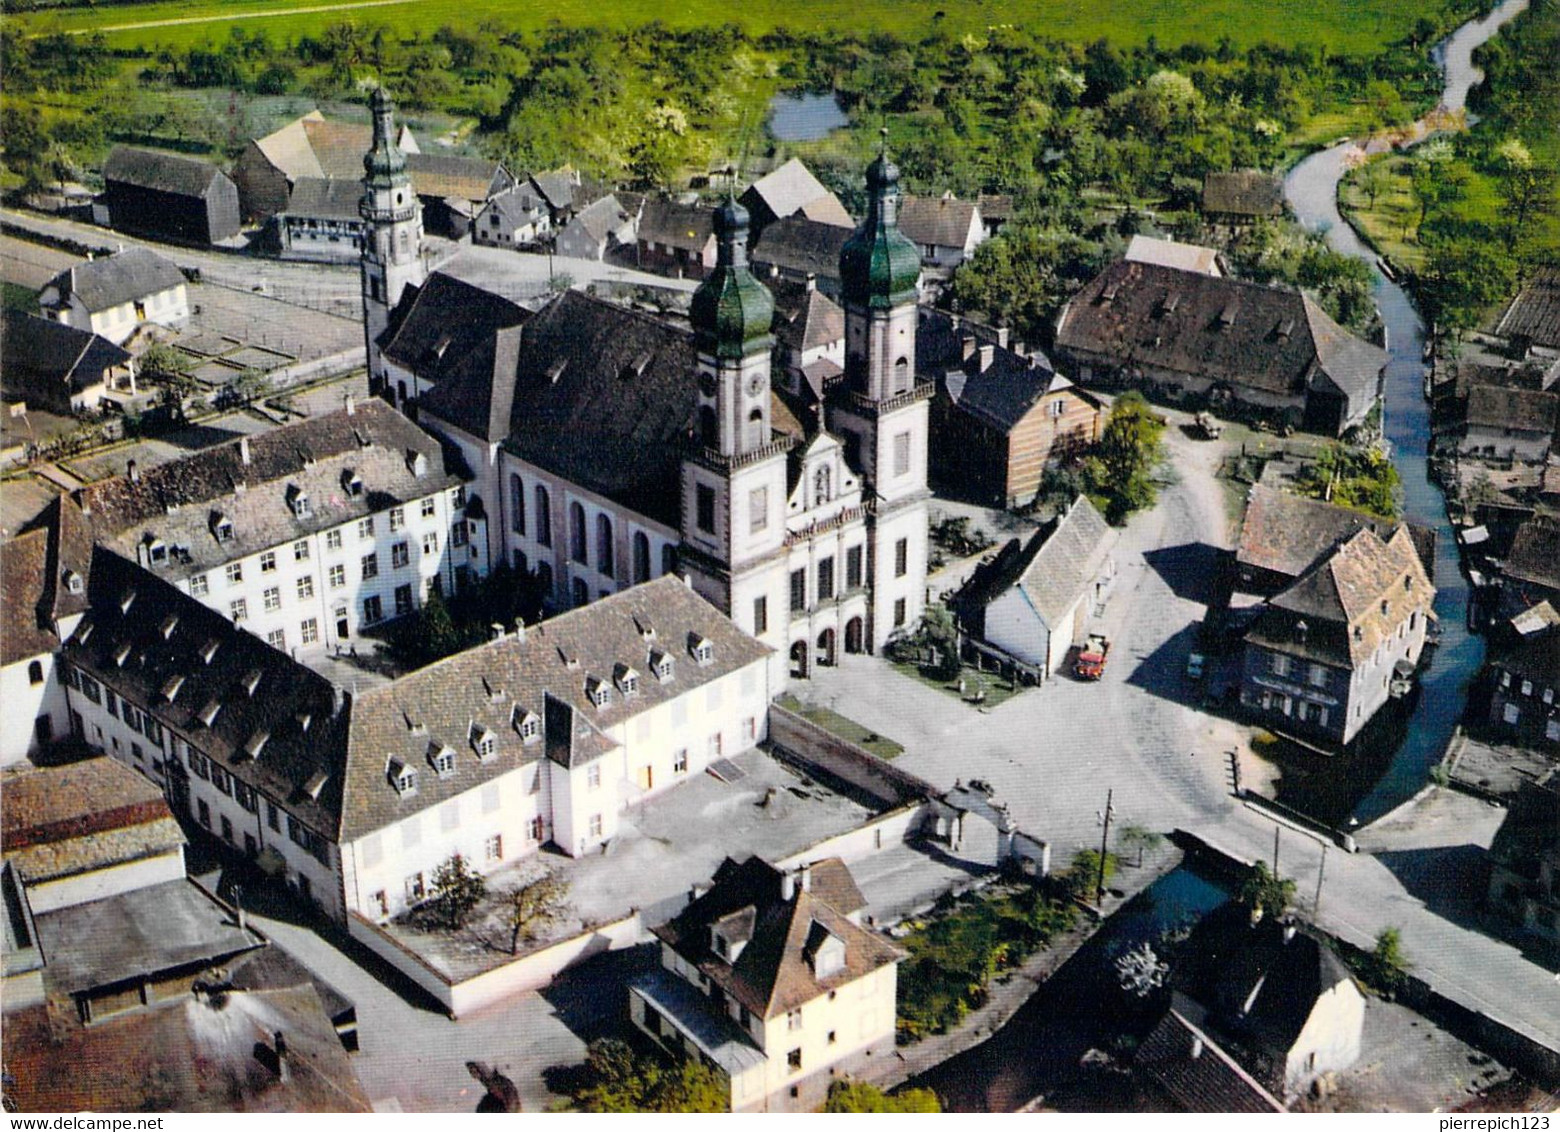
top-left (1314, 844), bottom-right (1328, 917)
top-left (1273, 825), bottom-right (1281, 874)
top-left (1096, 789), bottom-right (1115, 906)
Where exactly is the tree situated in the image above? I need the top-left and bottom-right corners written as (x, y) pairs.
top-left (1358, 159), bottom-right (1391, 210)
top-left (824, 1080), bottom-right (941, 1112)
top-left (1064, 848), bottom-right (1117, 899)
top-left (1114, 941), bottom-right (1170, 998)
top-left (503, 871), bottom-right (570, 954)
top-left (230, 367), bottom-right (275, 409)
top-left (395, 588), bottom-right (473, 666)
top-left (571, 1038), bottom-right (726, 1113)
top-left (1491, 138), bottom-right (1557, 255)
top-left (1364, 926), bottom-right (1410, 996)
top-left (1117, 823), bottom-right (1163, 867)
top-left (428, 852), bottom-right (486, 930)
top-left (1237, 861), bottom-right (1295, 921)
top-left (910, 603), bottom-right (962, 681)
top-left (1087, 391), bottom-right (1165, 523)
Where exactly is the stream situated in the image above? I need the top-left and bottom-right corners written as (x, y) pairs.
top-left (1282, 0), bottom-right (1528, 824)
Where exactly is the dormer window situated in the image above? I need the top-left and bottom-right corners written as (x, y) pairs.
top-left (615, 665), bottom-right (639, 697)
top-left (407, 450), bottom-right (428, 478)
top-left (304, 770), bottom-right (329, 800)
top-left (428, 743), bottom-right (457, 777)
top-left (147, 537), bottom-right (168, 565)
top-left (688, 634), bottom-right (713, 667)
top-left (471, 726), bottom-right (497, 761)
top-left (119, 589), bottom-right (136, 614)
top-left (586, 676), bottom-right (612, 709)
top-left (159, 614), bottom-right (179, 639)
top-left (1380, 600), bottom-right (1389, 616)
top-left (388, 758), bottom-right (418, 796)
top-left (808, 924), bottom-right (846, 979)
top-left (289, 485), bottom-right (312, 518)
top-left (197, 698), bottom-right (222, 727)
top-left (343, 470), bottom-right (364, 497)
top-left (515, 709), bottom-right (541, 744)
top-left (1404, 574), bottom-right (1412, 590)
top-left (161, 674), bottom-right (185, 702)
top-left (113, 642), bottom-right (132, 667)
top-left (213, 515), bottom-right (234, 543)
top-left (64, 570), bottom-right (83, 594)
top-left (650, 649), bottom-right (674, 683)
top-left (244, 730), bottom-right (270, 759)
top-left (1353, 626), bottom-right (1364, 642)
top-left (241, 668), bottom-right (262, 697)
top-left (199, 637), bottom-right (220, 665)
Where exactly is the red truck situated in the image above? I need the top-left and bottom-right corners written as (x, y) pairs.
top-left (1074, 634), bottom-right (1110, 681)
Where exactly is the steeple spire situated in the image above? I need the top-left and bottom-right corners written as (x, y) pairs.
top-left (839, 134), bottom-right (920, 311)
top-left (689, 193), bottom-right (773, 360)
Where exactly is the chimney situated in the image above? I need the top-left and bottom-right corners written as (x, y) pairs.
top-left (239, 436), bottom-right (251, 466)
top-left (344, 392), bottom-right (356, 415)
top-left (804, 272), bottom-right (817, 293)
top-left (274, 1031), bottom-right (290, 1083)
top-left (1190, 1036), bottom-right (1205, 1060)
top-left (960, 334), bottom-right (976, 362)
top-left (489, 623), bottom-right (506, 641)
top-left (127, 459), bottom-right (140, 483)
top-left (332, 685), bottom-right (346, 717)
top-left (513, 619), bottom-right (527, 643)
top-left (1283, 922), bottom-right (1298, 944)
top-left (780, 871), bottom-right (796, 901)
top-left (995, 326), bottom-right (1010, 349)
top-left (978, 344), bottom-right (995, 372)
top-left (1295, 619), bottom-right (1309, 644)
top-left (799, 863), bottom-right (812, 893)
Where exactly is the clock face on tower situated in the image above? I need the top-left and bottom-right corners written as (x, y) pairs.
top-left (746, 374), bottom-right (764, 397)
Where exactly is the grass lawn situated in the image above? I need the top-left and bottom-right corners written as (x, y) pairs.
top-left (775, 693), bottom-right (904, 761)
top-left (890, 658), bottom-right (1022, 710)
top-left (16, 0), bottom-right (1482, 54)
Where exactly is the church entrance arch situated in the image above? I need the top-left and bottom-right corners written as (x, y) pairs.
top-left (816, 629), bottom-right (837, 667)
top-left (789, 640), bottom-right (809, 679)
top-left (844, 617), bottom-right (865, 654)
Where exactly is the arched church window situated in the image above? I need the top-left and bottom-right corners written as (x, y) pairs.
top-left (633, 532), bottom-right (651, 583)
top-left (569, 503), bottom-right (588, 565)
top-left (596, 514), bottom-right (614, 579)
top-left (893, 356), bottom-right (910, 394)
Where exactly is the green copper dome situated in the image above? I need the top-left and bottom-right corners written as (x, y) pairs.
top-left (839, 152), bottom-right (921, 311)
top-left (690, 198), bottom-right (775, 360)
top-left (363, 87), bottom-right (407, 186)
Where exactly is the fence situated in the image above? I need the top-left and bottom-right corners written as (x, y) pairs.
top-left (768, 702), bottom-right (936, 811)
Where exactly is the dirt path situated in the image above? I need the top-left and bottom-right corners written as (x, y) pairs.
top-left (49, 0), bottom-right (420, 36)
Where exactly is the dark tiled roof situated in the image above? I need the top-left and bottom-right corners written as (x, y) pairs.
top-left (1136, 1005), bottom-right (1286, 1113)
top-left (565, 194), bottom-right (627, 242)
top-left (1488, 773), bottom-right (1560, 872)
top-left (283, 176), bottom-right (363, 220)
top-left (751, 214), bottom-right (852, 281)
top-left (771, 279), bottom-right (844, 355)
top-left (77, 400), bottom-right (462, 581)
top-left (970, 496), bottom-right (1115, 626)
top-left (1237, 484), bottom-right (1435, 583)
top-left (339, 575), bottom-right (770, 840)
top-left (1488, 622), bottom-right (1560, 686)
top-left (898, 194), bottom-right (980, 249)
top-left (63, 546), bottom-right (352, 839)
top-left (976, 193), bottom-right (1014, 222)
top-left (1466, 383), bottom-right (1560, 434)
top-left (1056, 260), bottom-right (1384, 402)
top-left (103, 146), bottom-right (229, 199)
top-left (653, 855), bottom-right (901, 1020)
top-left (1, 313), bottom-right (131, 399)
top-left (379, 272), bottom-right (528, 390)
top-left (1496, 266), bottom-right (1560, 351)
top-left (1202, 171), bottom-right (1284, 217)
top-left (638, 198), bottom-right (716, 254)
top-left (45, 247), bottom-right (186, 315)
top-left (529, 169), bottom-right (580, 212)
top-left (1505, 513), bottom-right (1560, 592)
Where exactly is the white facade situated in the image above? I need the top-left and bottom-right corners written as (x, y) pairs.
top-left (38, 280), bottom-right (188, 347)
top-left (1, 650), bottom-right (73, 766)
top-left (361, 91), bottom-right (427, 400)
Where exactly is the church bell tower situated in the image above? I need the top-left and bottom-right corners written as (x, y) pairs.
top-left (360, 87), bottom-right (424, 404)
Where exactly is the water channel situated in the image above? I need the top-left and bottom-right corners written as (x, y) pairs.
top-left (1282, 0), bottom-right (1528, 824)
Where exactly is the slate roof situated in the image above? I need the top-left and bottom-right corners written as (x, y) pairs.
top-left (379, 272), bottom-right (529, 390)
top-left (771, 279), bottom-right (844, 356)
top-left (637, 198), bottom-right (717, 254)
top-left (283, 176), bottom-right (363, 221)
top-left (1237, 485), bottom-right (1436, 584)
top-left (741, 159), bottom-right (852, 228)
top-left (1504, 513), bottom-right (1560, 593)
top-left (529, 169), bottom-right (581, 212)
top-left (1, 313), bottom-right (132, 400)
top-left (1247, 525), bottom-right (1433, 667)
top-left (652, 855), bottom-right (901, 1020)
top-left (1488, 621), bottom-right (1560, 686)
top-left (103, 146), bottom-right (229, 199)
top-left (565, 193), bottom-right (628, 243)
top-left (338, 575), bottom-right (770, 840)
top-left (76, 399), bottom-right (462, 581)
top-left (898, 194), bottom-right (980, 249)
top-left (1056, 260), bottom-right (1385, 404)
top-left (44, 247), bottom-right (186, 315)
top-left (1466, 383), bottom-right (1560, 435)
top-left (750, 214), bottom-right (852, 281)
top-left (1202, 170), bottom-right (1284, 217)
top-left (1, 982), bottom-right (371, 1112)
top-left (1136, 1005), bottom-right (1287, 1113)
top-left (1125, 235), bottom-right (1221, 275)
top-left (972, 495), bottom-right (1115, 626)
top-left (1496, 266), bottom-right (1560, 351)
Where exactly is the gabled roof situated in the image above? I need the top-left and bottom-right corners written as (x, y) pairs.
top-left (339, 576), bottom-right (770, 840)
top-left (652, 855), bottom-right (900, 1019)
top-left (1125, 235), bottom-right (1221, 276)
top-left (1136, 1004), bottom-right (1287, 1113)
top-left (253, 113), bottom-right (501, 202)
top-left (529, 169), bottom-right (581, 212)
top-left (898, 194), bottom-right (981, 249)
top-left (1, 495), bottom-right (93, 666)
top-left (103, 146), bottom-right (230, 199)
top-left (1504, 512), bottom-right (1560, 593)
top-left (741, 159), bottom-right (852, 228)
top-left (379, 272), bottom-right (529, 389)
top-left (1495, 265), bottom-right (1560, 351)
top-left (771, 279), bottom-right (844, 356)
top-left (1202, 170), bottom-right (1284, 217)
top-left (567, 194), bottom-right (630, 243)
top-left (1237, 484), bottom-right (1435, 583)
top-left (404, 151), bottom-right (510, 202)
top-left (1466, 382), bottom-right (1560, 434)
top-left (44, 247), bottom-right (186, 314)
top-left (975, 495), bottom-right (1115, 626)
top-left (750, 214), bottom-right (853, 281)
top-left (283, 176), bottom-right (362, 221)
top-left (1488, 620), bottom-right (1560, 686)
top-left (1488, 773), bottom-right (1560, 872)
top-left (637, 198), bottom-right (717, 253)
top-left (1, 312), bottom-right (132, 398)
top-left (976, 193), bottom-right (1014, 223)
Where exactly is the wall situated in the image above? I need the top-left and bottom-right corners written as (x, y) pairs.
top-left (24, 847), bottom-right (186, 914)
top-left (773, 804), bottom-right (924, 873)
top-left (768, 702), bottom-right (934, 811)
top-left (0, 653), bottom-right (70, 765)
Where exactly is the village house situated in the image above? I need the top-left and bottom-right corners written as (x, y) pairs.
top-left (38, 246), bottom-right (190, 347)
top-left (472, 183), bottom-right (551, 248)
top-left (920, 310), bottom-right (1104, 507)
top-left (73, 397), bottom-right (480, 656)
top-left (630, 855), bottom-right (903, 1112)
top-left (738, 158), bottom-right (853, 238)
top-left (636, 198), bottom-right (719, 279)
top-left (1494, 266), bottom-right (1560, 360)
top-left (1055, 259), bottom-right (1386, 436)
top-left (1457, 382), bottom-right (1559, 463)
top-left (1500, 512), bottom-right (1560, 619)
top-left (277, 176), bottom-right (364, 262)
top-left (0, 496), bottom-right (93, 765)
top-left (751, 215), bottom-right (854, 298)
top-left (1240, 523), bottom-right (1435, 746)
top-left (554, 193), bottom-right (641, 261)
top-left (976, 193), bottom-right (1014, 240)
top-left (1, 312), bottom-right (137, 415)
top-left (1124, 234), bottom-right (1224, 276)
top-left (1201, 170), bottom-right (1285, 227)
top-left (957, 495), bottom-right (1117, 681)
top-left (1134, 1001), bottom-right (1288, 1113)
top-left (897, 193), bottom-right (985, 271)
top-left (769, 276), bottom-right (845, 404)
top-left (1484, 607), bottom-right (1560, 749)
top-left (96, 146), bottom-right (241, 246)
top-left (1486, 771), bottom-right (1560, 943)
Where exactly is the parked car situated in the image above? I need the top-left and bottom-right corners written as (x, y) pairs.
top-left (1074, 634), bottom-right (1110, 680)
top-left (1186, 652), bottom-right (1206, 680)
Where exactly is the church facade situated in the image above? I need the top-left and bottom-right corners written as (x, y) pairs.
top-left (361, 94), bottom-right (928, 679)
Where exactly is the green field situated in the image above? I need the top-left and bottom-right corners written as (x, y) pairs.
top-left (15, 0), bottom-right (1470, 54)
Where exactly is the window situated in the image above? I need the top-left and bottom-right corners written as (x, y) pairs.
top-left (476, 732), bottom-right (496, 760)
top-left (297, 574), bottom-right (314, 600)
top-left (230, 598), bottom-right (248, 622)
top-left (485, 834), bottom-right (503, 863)
top-left (263, 586), bottom-right (281, 612)
top-left (817, 556), bottom-right (834, 600)
top-left (389, 507), bottom-right (405, 532)
top-left (27, 660), bottom-right (43, 685)
top-left (753, 595), bottom-right (768, 635)
top-left (787, 1048), bottom-right (802, 1073)
top-left (566, 502), bottom-right (587, 564)
top-left (345, 472), bottom-right (363, 497)
top-left (1308, 663), bottom-right (1328, 688)
top-left (226, 562), bottom-right (243, 585)
top-left (596, 514), bottom-right (614, 577)
top-left (329, 564), bottom-right (346, 589)
top-left (587, 813), bottom-right (603, 838)
top-left (301, 618), bottom-right (319, 644)
top-left (214, 518), bottom-right (234, 543)
top-left (294, 539), bottom-right (310, 561)
top-left (673, 749), bottom-right (688, 774)
top-left (326, 529), bottom-right (343, 551)
top-left (572, 577), bottom-right (588, 606)
top-left (893, 431), bottom-right (912, 477)
top-left (405, 873), bottom-right (425, 902)
top-left (452, 521), bottom-right (468, 548)
top-left (361, 553), bottom-right (379, 580)
top-left (235, 782), bottom-right (256, 812)
top-left (395, 584), bottom-right (413, 617)
top-left (510, 475), bottom-right (526, 534)
top-left (211, 765), bottom-right (232, 795)
top-left (422, 532), bottom-right (438, 557)
top-left (787, 1009), bottom-right (802, 1031)
top-left (696, 485), bottom-right (716, 534)
top-left (791, 569), bottom-right (806, 613)
top-left (518, 713), bottom-right (541, 743)
top-left (750, 487), bottom-right (768, 533)
top-left (535, 485), bottom-right (552, 546)
top-left (1521, 679), bottom-right (1534, 697)
top-left (358, 518), bottom-right (375, 539)
top-left (189, 750), bottom-right (210, 779)
top-left (197, 800), bottom-right (211, 830)
top-left (190, 573), bottom-right (209, 596)
top-left (846, 546), bottom-right (863, 591)
top-left (894, 597), bottom-right (907, 627)
top-left (421, 497), bottom-right (436, 519)
top-left (587, 764), bottom-right (601, 789)
top-left (430, 747), bottom-right (456, 777)
top-left (260, 550), bottom-right (277, 574)
top-left (1503, 702), bottom-right (1520, 725)
top-left (633, 532), bottom-right (651, 583)
top-left (362, 595), bottom-right (383, 624)
top-left (267, 801), bottom-right (281, 832)
top-left (267, 628), bottom-right (286, 649)
top-left (1270, 653), bottom-right (1292, 678)
top-left (389, 541), bottom-right (408, 568)
top-left (894, 538), bottom-right (909, 578)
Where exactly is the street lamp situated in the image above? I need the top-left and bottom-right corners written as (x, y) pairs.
top-left (1094, 788), bottom-right (1116, 906)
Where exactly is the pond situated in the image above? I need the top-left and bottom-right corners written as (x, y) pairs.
top-left (767, 91), bottom-right (849, 142)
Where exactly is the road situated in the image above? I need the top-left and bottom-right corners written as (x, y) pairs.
top-left (807, 416), bottom-right (1560, 1064)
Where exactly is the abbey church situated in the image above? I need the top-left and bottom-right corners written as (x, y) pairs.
top-left (357, 91), bottom-right (930, 677)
